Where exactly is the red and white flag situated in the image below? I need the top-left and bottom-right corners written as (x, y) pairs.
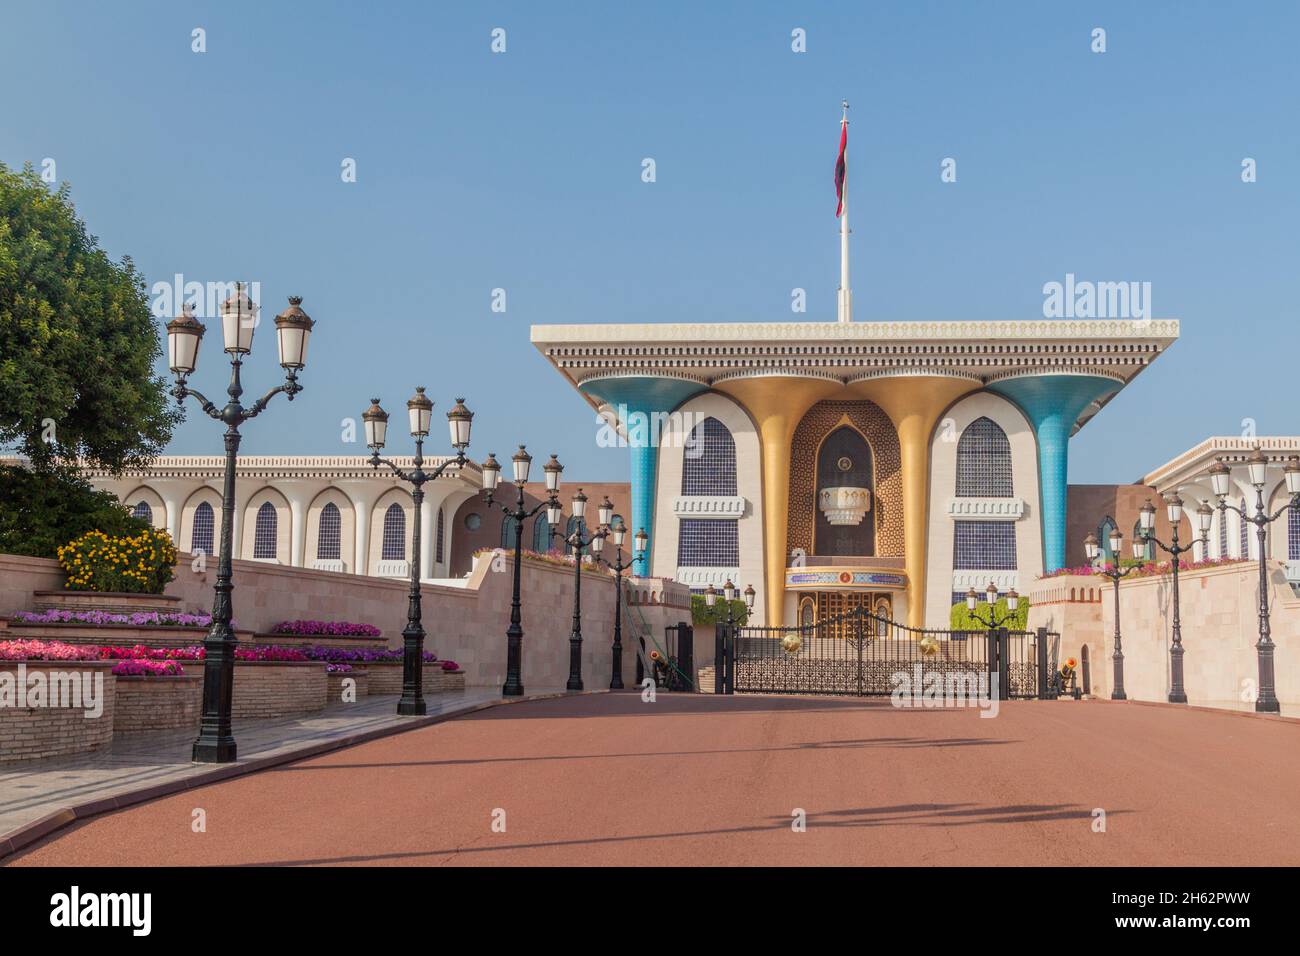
top-left (834, 120), bottom-right (847, 217)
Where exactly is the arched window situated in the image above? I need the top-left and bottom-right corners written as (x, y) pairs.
top-left (682, 417), bottom-right (737, 496)
top-left (1289, 503), bottom-right (1300, 562)
top-left (956, 417), bottom-right (1013, 497)
top-left (317, 503), bottom-right (341, 560)
top-left (1097, 517), bottom-right (1118, 565)
top-left (1218, 506), bottom-right (1229, 559)
top-left (953, 521), bottom-right (1016, 570)
top-left (132, 501), bottom-right (153, 523)
top-left (501, 515), bottom-right (519, 550)
top-left (381, 503), bottom-right (406, 560)
top-left (1239, 499), bottom-right (1249, 558)
top-left (565, 515), bottom-right (588, 557)
top-left (1133, 520), bottom-right (1154, 561)
top-left (253, 502), bottom-right (278, 559)
top-left (532, 513), bottom-right (551, 552)
top-left (435, 508), bottom-right (445, 564)
top-left (191, 502), bottom-right (214, 556)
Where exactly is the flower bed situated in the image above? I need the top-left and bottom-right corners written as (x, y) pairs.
top-left (12, 609), bottom-right (214, 627)
top-left (57, 527), bottom-right (177, 593)
top-left (1040, 557), bottom-right (1250, 580)
top-left (0, 638), bottom-right (102, 661)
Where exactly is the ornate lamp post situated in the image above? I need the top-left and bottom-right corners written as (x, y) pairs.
top-left (166, 286), bottom-right (315, 763)
top-left (1085, 528), bottom-right (1147, 700)
top-left (551, 491), bottom-right (613, 691)
top-left (706, 579), bottom-right (754, 629)
top-left (965, 583), bottom-right (1020, 629)
top-left (1207, 451), bottom-right (1300, 713)
top-left (1137, 494), bottom-right (1212, 704)
top-left (482, 448), bottom-right (562, 696)
top-left (591, 517), bottom-right (647, 689)
top-left (362, 392), bottom-right (473, 716)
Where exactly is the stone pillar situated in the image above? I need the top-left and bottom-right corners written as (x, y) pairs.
top-left (161, 487), bottom-right (183, 547)
top-left (420, 494), bottom-right (435, 579)
top-left (989, 375), bottom-right (1122, 574)
top-left (352, 494), bottom-right (374, 576)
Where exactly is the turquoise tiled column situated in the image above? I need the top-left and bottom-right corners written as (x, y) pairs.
top-left (579, 376), bottom-right (706, 574)
top-left (988, 375), bottom-right (1121, 572)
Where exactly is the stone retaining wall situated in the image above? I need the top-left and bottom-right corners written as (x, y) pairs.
top-left (0, 661), bottom-right (117, 763)
top-left (326, 668), bottom-right (369, 702)
top-left (113, 675), bottom-right (202, 732)
top-left (177, 660), bottom-right (328, 718)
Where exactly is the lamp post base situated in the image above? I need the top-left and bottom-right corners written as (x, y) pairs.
top-left (192, 737), bottom-right (237, 764)
top-left (1168, 692), bottom-right (1188, 704)
top-left (1255, 697), bottom-right (1281, 714)
top-left (502, 680), bottom-right (524, 697)
top-left (397, 698), bottom-right (427, 716)
top-left (1110, 691), bottom-right (1127, 701)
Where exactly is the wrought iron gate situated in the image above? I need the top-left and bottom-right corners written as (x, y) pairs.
top-left (716, 607), bottom-right (1057, 700)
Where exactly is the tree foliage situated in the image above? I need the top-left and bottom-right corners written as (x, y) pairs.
top-left (0, 464), bottom-right (150, 558)
top-left (0, 162), bottom-right (178, 473)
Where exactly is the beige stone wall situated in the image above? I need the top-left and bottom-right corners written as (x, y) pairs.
top-left (0, 551), bottom-right (683, 694)
top-left (1026, 574), bottom-right (1106, 697)
top-left (1103, 560), bottom-right (1300, 712)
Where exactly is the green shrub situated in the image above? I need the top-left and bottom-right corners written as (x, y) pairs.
top-left (690, 594), bottom-right (750, 626)
top-left (0, 465), bottom-right (150, 559)
top-left (949, 595), bottom-right (1030, 631)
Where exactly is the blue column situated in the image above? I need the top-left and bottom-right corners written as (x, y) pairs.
top-left (988, 375), bottom-right (1121, 572)
top-left (578, 376), bottom-right (706, 575)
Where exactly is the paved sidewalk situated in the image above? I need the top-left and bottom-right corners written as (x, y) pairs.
top-left (0, 687), bottom-right (574, 858)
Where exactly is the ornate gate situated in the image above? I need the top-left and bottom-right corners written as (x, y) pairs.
top-left (717, 606), bottom-right (1054, 700)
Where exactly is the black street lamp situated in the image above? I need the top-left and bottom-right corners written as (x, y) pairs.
top-left (482, 448), bottom-right (562, 696)
top-left (705, 579), bottom-right (755, 629)
top-left (1207, 450), bottom-right (1300, 714)
top-left (1085, 528), bottom-right (1147, 700)
top-left (166, 286), bottom-right (315, 763)
top-left (551, 490), bottom-right (613, 691)
top-left (362, 391), bottom-right (473, 716)
top-left (590, 517), bottom-right (648, 689)
top-left (1137, 494), bottom-right (1212, 704)
top-left (965, 582), bottom-right (1020, 630)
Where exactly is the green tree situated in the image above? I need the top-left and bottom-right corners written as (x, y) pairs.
top-left (0, 464), bottom-right (150, 558)
top-left (0, 162), bottom-right (178, 472)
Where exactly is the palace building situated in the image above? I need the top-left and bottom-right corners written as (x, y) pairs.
top-left (531, 319), bottom-right (1181, 627)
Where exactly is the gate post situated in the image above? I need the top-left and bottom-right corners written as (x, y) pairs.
top-left (714, 623), bottom-right (724, 695)
top-left (722, 622), bottom-right (735, 695)
top-left (855, 608), bottom-right (864, 696)
top-left (679, 622), bottom-right (694, 692)
top-left (986, 628), bottom-right (998, 701)
top-left (1036, 626), bottom-right (1050, 700)
top-left (997, 627), bottom-right (1010, 702)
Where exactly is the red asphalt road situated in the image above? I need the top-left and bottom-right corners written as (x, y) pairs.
top-left (8, 692), bottom-right (1300, 866)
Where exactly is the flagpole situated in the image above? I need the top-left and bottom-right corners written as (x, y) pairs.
top-left (837, 100), bottom-right (851, 324)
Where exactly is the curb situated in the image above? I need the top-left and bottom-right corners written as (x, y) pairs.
top-left (0, 688), bottom-right (605, 862)
top-left (1089, 695), bottom-right (1300, 725)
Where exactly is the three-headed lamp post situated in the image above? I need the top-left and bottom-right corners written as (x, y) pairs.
top-left (165, 286), bottom-right (315, 763)
top-left (482, 448), bottom-right (563, 696)
top-left (362, 391), bottom-right (473, 715)
top-left (1207, 450), bottom-right (1300, 713)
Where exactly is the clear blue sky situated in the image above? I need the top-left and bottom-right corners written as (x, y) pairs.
top-left (3, 1), bottom-right (1296, 483)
